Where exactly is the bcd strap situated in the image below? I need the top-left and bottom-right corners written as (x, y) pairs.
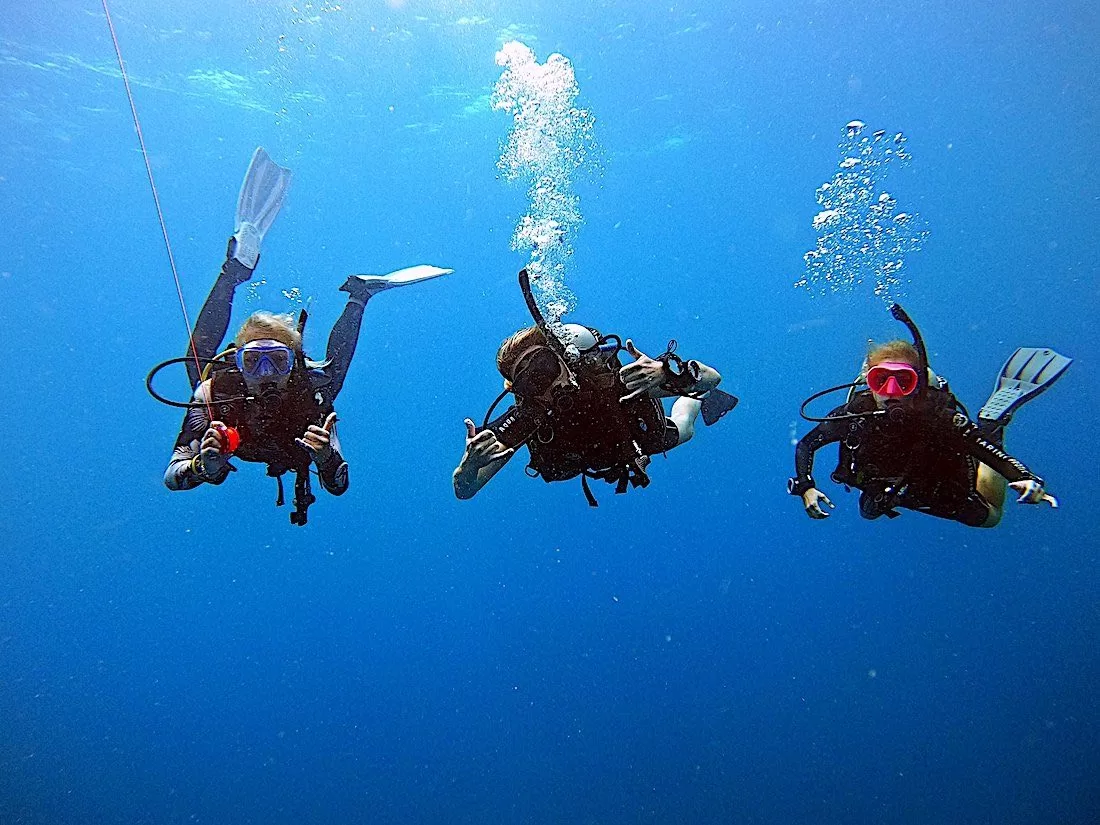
top-left (580, 446), bottom-right (652, 507)
top-left (267, 466), bottom-right (286, 507)
top-left (581, 474), bottom-right (599, 507)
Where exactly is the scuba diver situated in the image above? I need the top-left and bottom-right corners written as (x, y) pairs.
top-left (154, 147), bottom-right (451, 525)
top-left (452, 269), bottom-right (739, 505)
top-left (788, 304), bottom-right (1072, 527)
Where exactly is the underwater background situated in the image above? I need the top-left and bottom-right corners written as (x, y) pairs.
top-left (2, 1), bottom-right (1098, 823)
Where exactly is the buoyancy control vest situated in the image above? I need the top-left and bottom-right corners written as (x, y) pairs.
top-left (209, 365), bottom-right (334, 525)
top-left (830, 384), bottom-right (979, 520)
top-left (522, 346), bottom-right (669, 505)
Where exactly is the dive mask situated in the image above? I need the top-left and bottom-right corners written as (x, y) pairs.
top-left (866, 361), bottom-right (919, 397)
top-left (511, 345), bottom-right (575, 401)
top-left (235, 340), bottom-right (295, 380)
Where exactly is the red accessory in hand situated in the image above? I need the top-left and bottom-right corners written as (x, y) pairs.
top-left (212, 423), bottom-right (241, 454)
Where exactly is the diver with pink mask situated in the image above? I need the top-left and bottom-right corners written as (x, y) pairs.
top-left (788, 305), bottom-right (1072, 527)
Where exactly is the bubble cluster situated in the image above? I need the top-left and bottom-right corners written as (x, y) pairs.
top-left (246, 279), bottom-right (268, 302)
top-left (493, 41), bottom-right (595, 336)
top-left (797, 120), bottom-right (927, 302)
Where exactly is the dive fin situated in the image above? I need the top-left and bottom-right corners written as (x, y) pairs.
top-left (233, 147), bottom-right (292, 269)
top-left (340, 265), bottom-right (453, 300)
top-left (978, 347), bottom-right (1072, 426)
top-left (701, 389), bottom-right (738, 426)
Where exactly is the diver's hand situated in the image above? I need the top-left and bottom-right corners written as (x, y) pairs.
top-left (802, 488), bottom-right (835, 519)
top-left (296, 412), bottom-right (338, 467)
top-left (1009, 479), bottom-right (1058, 508)
top-left (619, 340), bottom-right (668, 402)
top-left (197, 422), bottom-right (231, 478)
top-left (459, 418), bottom-right (514, 471)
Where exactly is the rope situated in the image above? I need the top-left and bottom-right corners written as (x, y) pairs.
top-left (101, 0), bottom-right (214, 421)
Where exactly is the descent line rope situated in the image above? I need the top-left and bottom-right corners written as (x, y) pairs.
top-left (101, 0), bottom-right (214, 421)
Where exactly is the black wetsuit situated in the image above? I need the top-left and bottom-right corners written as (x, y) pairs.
top-left (164, 248), bottom-right (364, 501)
top-left (790, 389), bottom-right (1041, 526)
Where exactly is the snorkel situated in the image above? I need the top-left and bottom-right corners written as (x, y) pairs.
top-left (518, 268), bottom-right (622, 363)
top-left (480, 269), bottom-right (583, 442)
top-left (513, 268), bottom-right (578, 399)
top-left (888, 303), bottom-right (929, 400)
top-left (519, 268), bottom-right (568, 356)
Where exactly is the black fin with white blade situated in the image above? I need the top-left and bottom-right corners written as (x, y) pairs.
top-left (340, 265), bottom-right (453, 301)
top-left (978, 347), bottom-right (1072, 426)
top-left (701, 389), bottom-right (738, 426)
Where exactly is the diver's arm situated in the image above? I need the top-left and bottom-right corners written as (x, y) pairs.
top-left (790, 416), bottom-right (845, 489)
top-left (295, 412), bottom-right (349, 496)
top-left (650, 360), bottom-right (722, 399)
top-left (453, 418), bottom-right (516, 500)
top-left (316, 422), bottom-right (350, 496)
top-left (788, 411), bottom-right (847, 516)
top-left (619, 340), bottom-right (721, 400)
top-left (164, 384), bottom-right (232, 490)
top-left (951, 414), bottom-right (1057, 506)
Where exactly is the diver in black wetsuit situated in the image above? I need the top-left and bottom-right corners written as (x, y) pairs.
top-left (452, 270), bottom-right (737, 506)
top-left (162, 241), bottom-right (450, 524)
top-left (152, 147), bottom-right (451, 525)
top-left (788, 305), bottom-right (1071, 528)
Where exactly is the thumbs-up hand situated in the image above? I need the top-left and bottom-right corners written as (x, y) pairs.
top-left (619, 339), bottom-right (667, 402)
top-left (296, 412), bottom-right (339, 466)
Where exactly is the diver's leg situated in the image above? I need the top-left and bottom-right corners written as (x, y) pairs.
top-left (186, 242), bottom-right (253, 386)
top-left (975, 462), bottom-right (1008, 528)
top-left (669, 396), bottom-right (703, 448)
top-left (323, 296), bottom-right (367, 401)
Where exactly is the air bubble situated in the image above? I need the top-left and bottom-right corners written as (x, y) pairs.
top-left (798, 122), bottom-right (927, 301)
top-left (493, 42), bottom-right (595, 333)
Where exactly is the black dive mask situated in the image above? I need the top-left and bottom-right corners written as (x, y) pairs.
top-left (511, 346), bottom-right (576, 403)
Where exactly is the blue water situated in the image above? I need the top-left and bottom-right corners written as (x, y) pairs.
top-left (2, 2), bottom-right (1098, 823)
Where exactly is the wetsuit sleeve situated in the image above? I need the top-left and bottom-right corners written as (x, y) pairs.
top-left (163, 383), bottom-right (231, 491)
top-left (485, 403), bottom-right (540, 450)
top-left (316, 422), bottom-right (349, 496)
top-left (949, 413), bottom-right (1043, 485)
top-left (790, 406), bottom-right (848, 495)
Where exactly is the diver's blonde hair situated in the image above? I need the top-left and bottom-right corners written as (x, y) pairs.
top-left (867, 339), bottom-right (919, 366)
top-left (235, 311), bottom-right (302, 352)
